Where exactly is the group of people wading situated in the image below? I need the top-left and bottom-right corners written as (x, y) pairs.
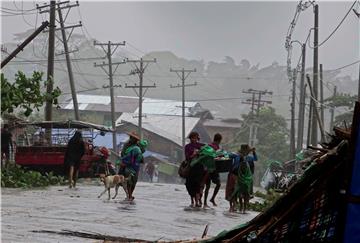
top-left (64, 129), bottom-right (257, 211)
top-left (184, 131), bottom-right (257, 213)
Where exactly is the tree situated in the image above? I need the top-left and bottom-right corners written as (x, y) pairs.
top-left (1, 71), bottom-right (61, 117)
top-left (324, 93), bottom-right (357, 127)
top-left (227, 107), bottom-right (290, 185)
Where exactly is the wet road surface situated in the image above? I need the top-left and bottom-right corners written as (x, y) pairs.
top-left (1, 181), bottom-right (258, 242)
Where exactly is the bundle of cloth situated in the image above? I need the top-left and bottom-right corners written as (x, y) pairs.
top-left (190, 144), bottom-right (217, 172)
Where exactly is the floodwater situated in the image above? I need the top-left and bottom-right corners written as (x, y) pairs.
top-left (1, 181), bottom-right (258, 242)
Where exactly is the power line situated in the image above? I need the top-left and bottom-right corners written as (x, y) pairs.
top-left (331, 60), bottom-right (360, 72)
top-left (308, 0), bottom-right (357, 49)
top-left (126, 41), bottom-right (174, 77)
top-left (285, 0), bottom-right (314, 79)
top-left (1, 6), bottom-right (37, 12)
top-left (58, 91), bottom-right (285, 103)
top-left (126, 42), bottom-right (147, 56)
top-left (0, 10), bottom-right (37, 16)
top-left (7, 56), bottom-right (106, 63)
top-left (72, 51), bottom-right (101, 90)
top-left (136, 73), bottom-right (288, 81)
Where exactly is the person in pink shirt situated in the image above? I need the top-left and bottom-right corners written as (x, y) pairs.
top-left (185, 131), bottom-right (205, 207)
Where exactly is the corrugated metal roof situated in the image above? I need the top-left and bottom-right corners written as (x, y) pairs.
top-left (134, 98), bottom-right (201, 116)
top-left (203, 119), bottom-right (243, 128)
top-left (20, 120), bottom-right (113, 131)
top-left (116, 113), bottom-right (200, 146)
top-left (62, 95), bottom-right (138, 113)
top-left (61, 95), bottom-right (205, 115)
top-left (64, 94), bottom-right (110, 110)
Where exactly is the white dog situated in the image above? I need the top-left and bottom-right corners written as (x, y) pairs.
top-left (98, 174), bottom-right (129, 200)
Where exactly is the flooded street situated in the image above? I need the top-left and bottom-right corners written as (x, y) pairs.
top-left (1, 181), bottom-right (258, 242)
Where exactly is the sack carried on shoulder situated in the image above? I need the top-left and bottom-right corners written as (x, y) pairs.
top-left (178, 160), bottom-right (190, 178)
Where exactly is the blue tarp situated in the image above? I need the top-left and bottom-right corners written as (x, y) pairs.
top-left (35, 129), bottom-right (128, 148)
top-left (344, 111), bottom-right (360, 243)
top-left (92, 132), bottom-right (129, 149)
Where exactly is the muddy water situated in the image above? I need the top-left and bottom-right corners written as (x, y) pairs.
top-left (1, 181), bottom-right (258, 242)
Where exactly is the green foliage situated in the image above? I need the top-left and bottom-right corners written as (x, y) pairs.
top-left (229, 107), bottom-right (289, 161)
top-left (227, 107), bottom-right (290, 185)
top-left (1, 164), bottom-right (65, 188)
top-left (324, 93), bottom-right (357, 109)
top-left (334, 112), bottom-right (354, 127)
top-left (324, 93), bottom-right (356, 127)
top-left (248, 189), bottom-right (282, 212)
top-left (1, 71), bottom-right (61, 117)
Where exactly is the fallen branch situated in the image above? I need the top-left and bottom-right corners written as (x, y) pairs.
top-left (31, 230), bottom-right (149, 242)
top-left (307, 145), bottom-right (328, 153)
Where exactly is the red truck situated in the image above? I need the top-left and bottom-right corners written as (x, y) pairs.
top-left (14, 120), bottom-right (114, 177)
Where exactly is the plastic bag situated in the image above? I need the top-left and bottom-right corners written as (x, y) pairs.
top-left (260, 167), bottom-right (275, 190)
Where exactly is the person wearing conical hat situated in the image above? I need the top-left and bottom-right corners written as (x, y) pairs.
top-left (119, 131), bottom-right (147, 201)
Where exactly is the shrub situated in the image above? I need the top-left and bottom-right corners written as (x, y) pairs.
top-left (1, 164), bottom-right (66, 188)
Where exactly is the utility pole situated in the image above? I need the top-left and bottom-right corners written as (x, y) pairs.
top-left (311, 3), bottom-right (319, 146)
top-left (170, 68), bottom-right (197, 155)
top-left (55, 1), bottom-right (82, 120)
top-left (242, 89), bottom-right (272, 147)
top-left (319, 64), bottom-right (324, 134)
top-left (44, 0), bottom-right (56, 123)
top-left (297, 43), bottom-right (306, 152)
top-left (306, 84), bottom-right (312, 148)
top-left (39, 1), bottom-right (82, 120)
top-left (1, 21), bottom-right (49, 68)
top-left (358, 64), bottom-right (360, 101)
top-left (290, 69), bottom-right (297, 158)
top-left (94, 41), bottom-right (126, 152)
top-left (330, 86), bottom-right (337, 130)
top-left (356, 10), bottom-right (360, 101)
top-left (306, 74), bottom-right (325, 142)
top-left (244, 92), bottom-right (256, 147)
top-left (125, 58), bottom-right (157, 139)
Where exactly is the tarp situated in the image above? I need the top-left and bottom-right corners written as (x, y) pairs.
top-left (344, 103), bottom-right (360, 243)
top-left (93, 132), bottom-right (128, 148)
top-left (17, 120), bottom-right (113, 132)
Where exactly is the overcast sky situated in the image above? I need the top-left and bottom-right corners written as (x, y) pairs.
top-left (1, 1), bottom-right (359, 78)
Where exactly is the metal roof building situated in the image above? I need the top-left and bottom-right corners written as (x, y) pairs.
top-left (62, 94), bottom-right (139, 113)
top-left (134, 98), bottom-right (203, 117)
top-left (116, 112), bottom-right (201, 146)
top-left (61, 94), bottom-right (211, 118)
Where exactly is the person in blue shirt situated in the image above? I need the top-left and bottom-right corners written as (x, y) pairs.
top-left (118, 132), bottom-right (147, 201)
